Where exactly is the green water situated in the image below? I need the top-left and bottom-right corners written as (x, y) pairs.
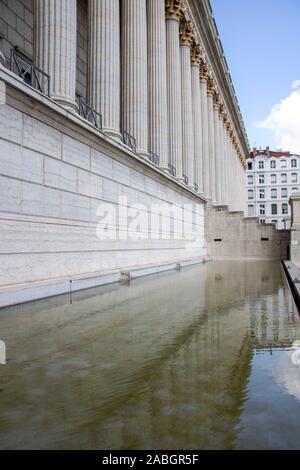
top-left (0, 260), bottom-right (300, 450)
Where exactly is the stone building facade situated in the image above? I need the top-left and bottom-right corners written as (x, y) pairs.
top-left (0, 0), bottom-right (249, 303)
top-left (246, 147), bottom-right (300, 230)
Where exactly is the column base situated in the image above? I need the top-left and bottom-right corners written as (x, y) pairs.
top-left (103, 129), bottom-right (123, 142)
top-left (52, 95), bottom-right (77, 113)
top-left (137, 150), bottom-right (149, 159)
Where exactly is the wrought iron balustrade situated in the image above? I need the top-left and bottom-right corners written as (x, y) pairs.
top-left (10, 47), bottom-right (50, 96)
top-left (122, 130), bottom-right (136, 153)
top-left (78, 98), bottom-right (103, 130)
top-left (149, 151), bottom-right (160, 166)
top-left (168, 164), bottom-right (176, 177)
top-left (194, 183), bottom-right (199, 192)
top-left (183, 174), bottom-right (189, 186)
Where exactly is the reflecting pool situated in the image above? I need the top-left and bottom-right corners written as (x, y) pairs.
top-left (0, 260), bottom-right (300, 449)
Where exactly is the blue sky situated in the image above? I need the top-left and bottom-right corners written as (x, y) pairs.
top-left (211, 0), bottom-right (300, 153)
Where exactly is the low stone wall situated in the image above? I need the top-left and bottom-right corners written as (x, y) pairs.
top-left (0, 69), bottom-right (206, 289)
top-left (206, 206), bottom-right (290, 260)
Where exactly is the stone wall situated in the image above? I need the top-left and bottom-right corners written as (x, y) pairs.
top-left (0, 0), bottom-right (33, 61)
top-left (206, 206), bottom-right (290, 260)
top-left (0, 0), bottom-right (88, 101)
top-left (0, 73), bottom-right (206, 288)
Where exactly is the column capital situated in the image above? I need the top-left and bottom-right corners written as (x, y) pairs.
top-left (191, 44), bottom-right (202, 65)
top-left (207, 77), bottom-right (215, 97)
top-left (179, 20), bottom-right (195, 47)
top-left (199, 61), bottom-right (209, 82)
top-left (213, 92), bottom-right (221, 110)
top-left (165, 0), bottom-right (186, 22)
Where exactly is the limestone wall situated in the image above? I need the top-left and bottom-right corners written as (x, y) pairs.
top-left (206, 206), bottom-right (290, 260)
top-left (0, 76), bottom-right (205, 288)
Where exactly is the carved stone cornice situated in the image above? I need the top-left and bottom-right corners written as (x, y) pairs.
top-left (191, 44), bottom-right (202, 65)
top-left (165, 0), bottom-right (186, 22)
top-left (180, 20), bottom-right (195, 47)
top-left (213, 91), bottom-right (221, 110)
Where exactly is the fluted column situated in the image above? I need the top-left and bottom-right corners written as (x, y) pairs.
top-left (213, 96), bottom-right (221, 205)
top-left (0, 48), bottom-right (5, 66)
top-left (191, 45), bottom-right (203, 194)
top-left (166, 0), bottom-right (186, 181)
top-left (200, 65), bottom-right (210, 198)
top-left (34, 0), bottom-right (77, 111)
top-left (88, 0), bottom-right (120, 138)
top-left (180, 20), bottom-right (195, 188)
top-left (122, 0), bottom-right (148, 157)
top-left (148, 0), bottom-right (169, 169)
top-left (207, 80), bottom-right (216, 204)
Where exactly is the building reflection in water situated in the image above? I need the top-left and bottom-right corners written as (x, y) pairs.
top-left (0, 261), bottom-right (300, 449)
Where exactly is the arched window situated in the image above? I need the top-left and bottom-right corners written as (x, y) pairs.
top-left (292, 173), bottom-right (298, 183)
top-left (248, 205), bottom-right (254, 217)
top-left (282, 203), bottom-right (288, 215)
top-left (281, 188), bottom-right (287, 198)
top-left (248, 189), bottom-right (254, 200)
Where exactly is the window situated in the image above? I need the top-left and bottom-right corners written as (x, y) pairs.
top-left (248, 205), bottom-right (254, 217)
top-left (259, 189), bottom-right (265, 199)
top-left (271, 189), bottom-right (277, 199)
top-left (248, 190), bottom-right (254, 200)
top-left (282, 203), bottom-right (288, 215)
top-left (292, 173), bottom-right (298, 183)
top-left (270, 174), bottom-right (277, 184)
top-left (271, 220), bottom-right (277, 227)
top-left (292, 188), bottom-right (298, 192)
top-left (259, 161), bottom-right (264, 169)
top-left (248, 175), bottom-right (253, 185)
top-left (260, 219), bottom-right (266, 225)
top-left (281, 173), bottom-right (287, 183)
top-left (259, 174), bottom-right (265, 184)
top-left (281, 188), bottom-right (287, 198)
top-left (270, 160), bottom-right (276, 169)
top-left (292, 159), bottom-right (297, 168)
top-left (281, 159), bottom-right (287, 168)
top-left (260, 204), bottom-right (265, 215)
top-left (247, 161), bottom-right (253, 170)
top-left (271, 204), bottom-right (277, 215)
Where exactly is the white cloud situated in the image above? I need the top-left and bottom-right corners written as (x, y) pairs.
top-left (257, 81), bottom-right (300, 154)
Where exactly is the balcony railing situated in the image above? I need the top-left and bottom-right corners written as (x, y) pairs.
top-left (10, 47), bottom-right (50, 96)
top-left (168, 164), bottom-right (176, 177)
top-left (122, 130), bottom-right (136, 153)
top-left (194, 183), bottom-right (199, 192)
top-left (183, 174), bottom-right (189, 186)
top-left (149, 151), bottom-right (160, 166)
top-left (78, 98), bottom-right (103, 130)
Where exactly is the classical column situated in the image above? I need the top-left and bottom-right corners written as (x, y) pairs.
top-left (200, 64), bottom-right (210, 198)
top-left (34, 0), bottom-right (77, 111)
top-left (166, 0), bottom-right (186, 181)
top-left (191, 44), bottom-right (203, 194)
top-left (213, 95), bottom-right (221, 205)
top-left (148, 0), bottom-right (169, 169)
top-left (88, 0), bottom-right (120, 138)
top-left (0, 48), bottom-right (5, 66)
top-left (207, 79), bottom-right (216, 204)
top-left (218, 105), bottom-right (225, 205)
top-left (180, 20), bottom-right (195, 188)
top-left (122, 0), bottom-right (148, 157)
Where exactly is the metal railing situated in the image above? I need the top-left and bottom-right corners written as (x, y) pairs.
top-left (10, 47), bottom-right (50, 96)
top-left (194, 183), bottom-right (199, 192)
top-left (78, 98), bottom-right (103, 130)
top-left (183, 174), bottom-right (189, 186)
top-left (168, 164), bottom-right (176, 177)
top-left (122, 130), bottom-right (136, 153)
top-left (149, 151), bottom-right (160, 166)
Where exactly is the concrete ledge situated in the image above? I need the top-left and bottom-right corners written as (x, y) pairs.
top-left (121, 262), bottom-right (178, 281)
top-left (177, 257), bottom-right (211, 269)
top-left (282, 261), bottom-right (300, 311)
top-left (0, 257), bottom-right (211, 308)
top-left (0, 270), bottom-right (121, 308)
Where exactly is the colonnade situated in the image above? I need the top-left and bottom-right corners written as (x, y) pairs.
top-left (30, 0), bottom-right (247, 211)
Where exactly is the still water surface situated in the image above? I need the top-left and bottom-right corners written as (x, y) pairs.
top-left (0, 260), bottom-right (300, 449)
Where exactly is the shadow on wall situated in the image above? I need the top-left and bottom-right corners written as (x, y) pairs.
top-left (205, 206), bottom-right (290, 260)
